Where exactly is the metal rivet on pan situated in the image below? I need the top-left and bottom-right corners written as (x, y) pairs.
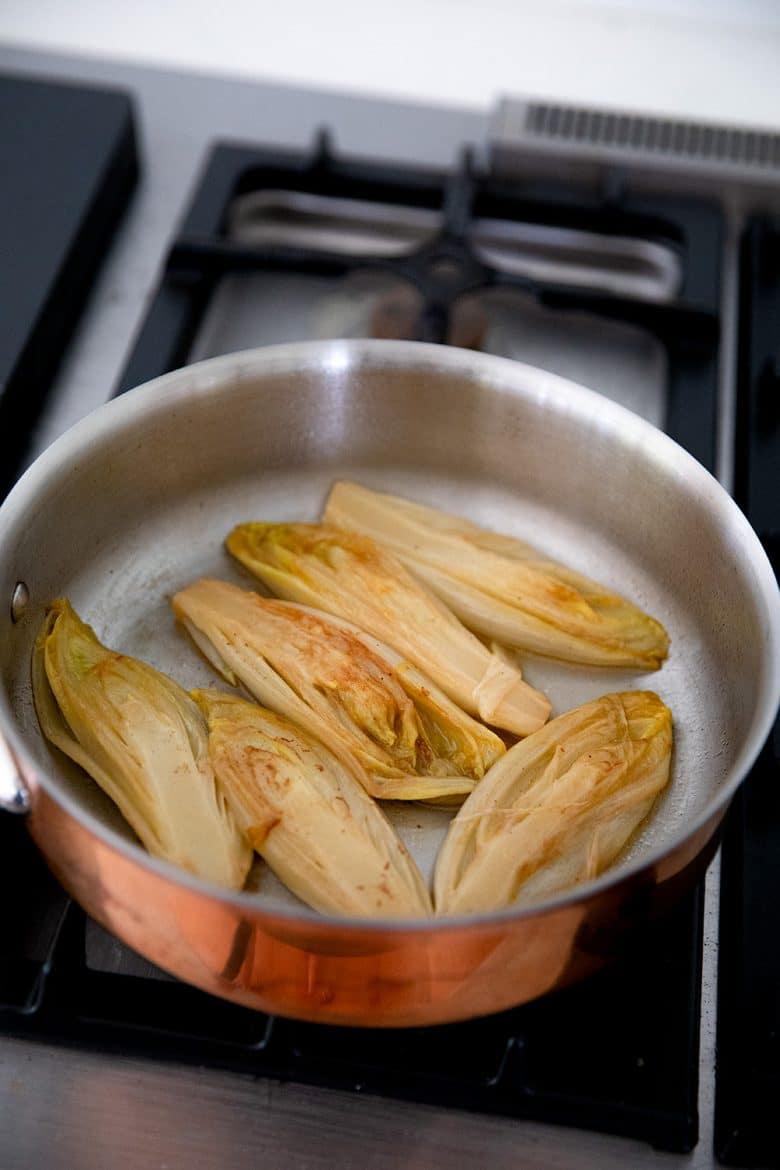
top-left (10, 582), bottom-right (30, 623)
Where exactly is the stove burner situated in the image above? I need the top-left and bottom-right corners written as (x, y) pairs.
top-left (229, 185), bottom-right (682, 300)
top-left (117, 131), bottom-right (721, 472)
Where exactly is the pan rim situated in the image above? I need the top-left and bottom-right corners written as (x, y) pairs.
top-left (1, 338), bottom-right (779, 933)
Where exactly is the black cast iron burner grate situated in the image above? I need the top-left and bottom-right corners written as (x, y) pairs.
top-left (116, 131), bottom-right (722, 471)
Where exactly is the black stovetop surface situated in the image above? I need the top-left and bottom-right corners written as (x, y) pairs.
top-left (1, 116), bottom-right (778, 1165)
top-left (714, 217), bottom-right (780, 1168)
top-left (0, 72), bottom-right (137, 498)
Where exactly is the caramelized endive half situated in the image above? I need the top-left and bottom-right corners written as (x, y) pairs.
top-left (193, 689), bottom-right (433, 918)
top-left (173, 578), bottom-right (506, 803)
top-left (32, 599), bottom-right (252, 890)
top-left (324, 482), bottom-right (670, 670)
top-left (434, 691), bottom-right (672, 915)
top-left (226, 523), bottom-right (551, 738)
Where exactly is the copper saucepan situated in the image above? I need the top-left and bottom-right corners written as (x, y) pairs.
top-left (1, 340), bottom-right (778, 1027)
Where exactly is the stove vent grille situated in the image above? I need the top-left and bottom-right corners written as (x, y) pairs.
top-left (523, 102), bottom-right (780, 171)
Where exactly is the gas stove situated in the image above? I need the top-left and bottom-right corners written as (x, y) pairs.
top-left (0, 47), bottom-right (777, 1170)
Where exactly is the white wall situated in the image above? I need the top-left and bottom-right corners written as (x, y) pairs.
top-left (1, 0), bottom-right (779, 125)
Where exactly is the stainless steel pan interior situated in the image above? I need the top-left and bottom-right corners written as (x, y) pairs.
top-left (0, 340), bottom-right (778, 931)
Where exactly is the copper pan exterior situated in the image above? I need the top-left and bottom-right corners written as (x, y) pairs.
top-left (1, 341), bottom-right (778, 1026)
top-left (22, 767), bottom-right (724, 1027)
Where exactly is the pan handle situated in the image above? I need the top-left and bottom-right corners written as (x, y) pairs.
top-left (0, 734), bottom-right (30, 814)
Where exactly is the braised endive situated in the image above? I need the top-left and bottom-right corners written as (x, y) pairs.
top-left (32, 600), bottom-right (252, 889)
top-left (226, 523), bottom-right (551, 737)
top-left (434, 691), bottom-right (672, 914)
top-left (194, 689), bottom-right (432, 917)
top-left (173, 578), bottom-right (505, 802)
top-left (324, 482), bottom-right (670, 670)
